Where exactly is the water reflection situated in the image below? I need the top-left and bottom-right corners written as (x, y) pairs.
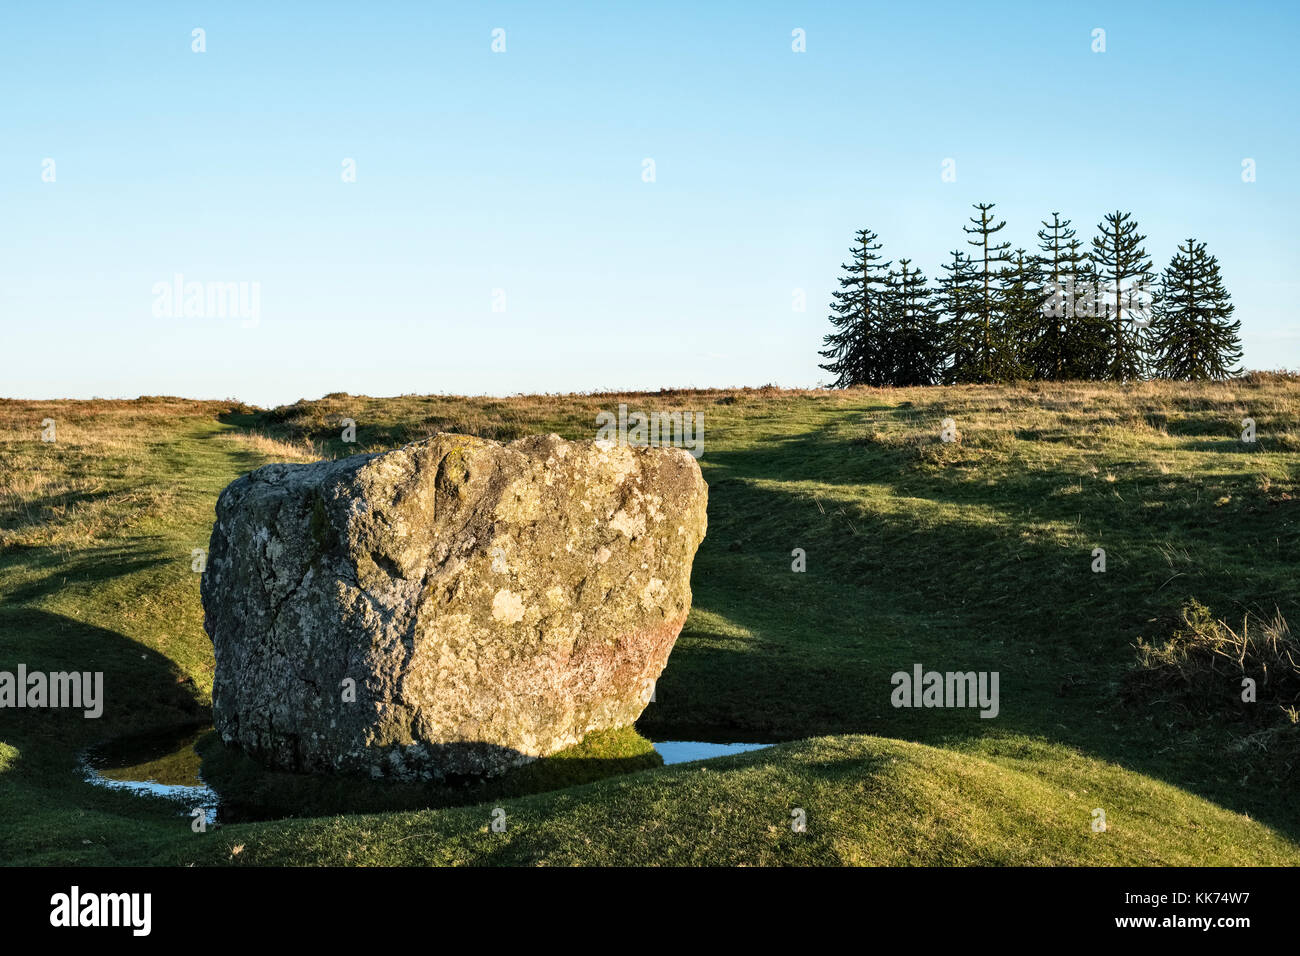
top-left (651, 740), bottom-right (773, 764)
top-left (80, 726), bottom-right (776, 821)
top-left (81, 725), bottom-right (219, 824)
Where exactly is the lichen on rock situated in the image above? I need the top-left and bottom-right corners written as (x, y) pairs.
top-left (200, 432), bottom-right (708, 780)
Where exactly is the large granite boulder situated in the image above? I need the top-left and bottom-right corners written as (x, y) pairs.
top-left (200, 432), bottom-right (707, 780)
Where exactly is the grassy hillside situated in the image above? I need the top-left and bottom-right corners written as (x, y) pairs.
top-left (1, 378), bottom-right (1297, 865)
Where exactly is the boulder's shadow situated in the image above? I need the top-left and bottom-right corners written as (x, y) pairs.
top-left (197, 726), bottom-right (664, 822)
top-left (0, 607), bottom-right (208, 750)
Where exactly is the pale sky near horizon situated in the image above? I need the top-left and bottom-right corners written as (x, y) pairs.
top-left (2, 1), bottom-right (1296, 407)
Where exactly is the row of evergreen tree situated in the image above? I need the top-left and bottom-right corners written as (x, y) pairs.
top-left (819, 203), bottom-right (1244, 387)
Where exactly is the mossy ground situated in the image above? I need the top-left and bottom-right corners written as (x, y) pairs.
top-left (1, 379), bottom-right (1297, 865)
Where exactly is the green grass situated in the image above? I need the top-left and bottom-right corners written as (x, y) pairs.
top-left (1, 378), bottom-right (1297, 865)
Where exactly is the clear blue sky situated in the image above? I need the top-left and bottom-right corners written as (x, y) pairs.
top-left (3, 1), bottom-right (1296, 406)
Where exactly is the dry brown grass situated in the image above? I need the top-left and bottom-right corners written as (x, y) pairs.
top-left (0, 398), bottom-right (239, 549)
top-left (2, 377), bottom-right (1296, 544)
top-left (215, 430), bottom-right (321, 463)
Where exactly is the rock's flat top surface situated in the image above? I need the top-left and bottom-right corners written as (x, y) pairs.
top-left (201, 433), bottom-right (708, 780)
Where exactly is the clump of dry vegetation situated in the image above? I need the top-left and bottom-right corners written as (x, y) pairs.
top-left (1126, 600), bottom-right (1300, 736)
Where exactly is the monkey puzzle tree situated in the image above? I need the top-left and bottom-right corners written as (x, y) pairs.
top-left (1026, 213), bottom-right (1087, 379)
top-left (819, 229), bottom-right (892, 387)
top-left (997, 248), bottom-right (1044, 380)
top-left (882, 258), bottom-right (943, 386)
top-left (1059, 235), bottom-right (1113, 380)
top-left (1149, 238), bottom-right (1242, 380)
top-left (963, 202), bottom-right (1014, 382)
top-left (936, 248), bottom-right (981, 383)
top-left (1090, 210), bottom-right (1156, 380)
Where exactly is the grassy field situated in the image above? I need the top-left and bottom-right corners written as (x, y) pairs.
top-left (1, 378), bottom-right (1298, 865)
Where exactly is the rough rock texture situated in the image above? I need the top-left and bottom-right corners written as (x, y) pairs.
top-left (200, 433), bottom-right (707, 780)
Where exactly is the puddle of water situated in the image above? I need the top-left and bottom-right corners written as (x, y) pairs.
top-left (652, 740), bottom-right (774, 765)
top-left (81, 726), bottom-right (774, 820)
top-left (81, 725), bottom-right (219, 825)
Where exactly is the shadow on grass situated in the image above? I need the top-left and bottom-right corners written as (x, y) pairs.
top-left (0, 608), bottom-right (208, 756)
top-left (648, 432), bottom-right (1300, 841)
top-left (0, 545), bottom-right (173, 607)
top-left (197, 726), bottom-right (663, 821)
top-left (0, 487), bottom-right (129, 535)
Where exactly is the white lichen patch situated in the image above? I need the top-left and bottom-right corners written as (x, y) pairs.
top-left (640, 577), bottom-right (668, 610)
top-left (598, 446), bottom-right (638, 485)
top-left (491, 588), bottom-right (526, 624)
top-left (610, 508), bottom-right (645, 538)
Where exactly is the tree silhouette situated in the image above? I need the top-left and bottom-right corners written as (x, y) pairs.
top-left (1027, 213), bottom-right (1084, 379)
top-left (1149, 239), bottom-right (1242, 380)
top-left (998, 247), bottom-right (1044, 380)
top-left (1061, 234), bottom-right (1112, 379)
top-left (1090, 210), bottom-right (1156, 381)
top-left (819, 229), bottom-right (892, 387)
top-left (936, 248), bottom-right (981, 383)
top-left (883, 258), bottom-right (943, 385)
top-left (820, 207), bottom-right (1242, 387)
top-left (963, 203), bottom-right (1013, 382)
